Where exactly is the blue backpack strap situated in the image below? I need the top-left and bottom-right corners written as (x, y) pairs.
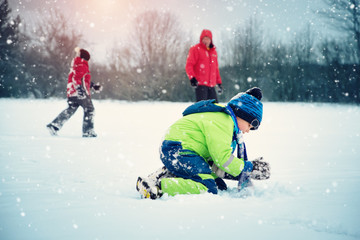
top-left (182, 100), bottom-right (226, 116)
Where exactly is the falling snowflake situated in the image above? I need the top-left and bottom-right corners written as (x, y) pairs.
top-left (226, 6), bottom-right (233, 12)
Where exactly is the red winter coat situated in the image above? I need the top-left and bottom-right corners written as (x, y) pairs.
top-left (185, 29), bottom-right (222, 87)
top-left (67, 57), bottom-right (91, 98)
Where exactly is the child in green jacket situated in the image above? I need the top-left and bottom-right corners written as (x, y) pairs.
top-left (136, 87), bottom-right (270, 199)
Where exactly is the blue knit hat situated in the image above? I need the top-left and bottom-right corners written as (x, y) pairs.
top-left (227, 87), bottom-right (263, 130)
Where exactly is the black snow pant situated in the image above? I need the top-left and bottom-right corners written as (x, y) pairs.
top-left (195, 85), bottom-right (218, 102)
top-left (50, 96), bottom-right (95, 134)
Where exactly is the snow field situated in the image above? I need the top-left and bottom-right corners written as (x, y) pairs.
top-left (0, 99), bottom-right (359, 240)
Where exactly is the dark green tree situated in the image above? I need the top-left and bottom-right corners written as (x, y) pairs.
top-left (0, 0), bottom-right (22, 97)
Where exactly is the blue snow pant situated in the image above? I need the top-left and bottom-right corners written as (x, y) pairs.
top-left (160, 140), bottom-right (218, 194)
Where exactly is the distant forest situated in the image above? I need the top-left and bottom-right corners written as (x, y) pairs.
top-left (1, 0), bottom-right (359, 103)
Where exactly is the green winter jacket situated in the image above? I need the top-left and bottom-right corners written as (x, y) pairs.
top-left (164, 111), bottom-right (245, 177)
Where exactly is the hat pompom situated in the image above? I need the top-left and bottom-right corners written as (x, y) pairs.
top-left (246, 87), bottom-right (262, 101)
top-left (74, 47), bottom-right (81, 53)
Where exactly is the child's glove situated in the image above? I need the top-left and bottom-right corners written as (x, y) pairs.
top-left (76, 85), bottom-right (86, 99)
top-left (91, 82), bottom-right (103, 93)
top-left (238, 158), bottom-right (269, 190)
top-left (190, 77), bottom-right (198, 88)
top-left (250, 157), bottom-right (270, 180)
top-left (214, 177), bottom-right (227, 191)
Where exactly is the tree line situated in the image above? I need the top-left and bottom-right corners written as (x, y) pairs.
top-left (0, 0), bottom-right (359, 103)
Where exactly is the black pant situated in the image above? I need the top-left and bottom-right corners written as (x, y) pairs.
top-left (195, 85), bottom-right (218, 102)
top-left (50, 96), bottom-right (95, 134)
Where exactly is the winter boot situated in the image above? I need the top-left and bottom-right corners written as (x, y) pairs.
top-left (46, 123), bottom-right (59, 136)
top-left (136, 166), bottom-right (173, 199)
top-left (82, 130), bottom-right (97, 138)
top-left (136, 177), bottom-right (163, 199)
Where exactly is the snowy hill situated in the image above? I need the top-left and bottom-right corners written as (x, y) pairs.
top-left (0, 99), bottom-right (359, 240)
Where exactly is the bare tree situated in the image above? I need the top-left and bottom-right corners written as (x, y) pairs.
top-left (23, 8), bottom-right (84, 98)
top-left (286, 24), bottom-right (316, 101)
top-left (318, 1), bottom-right (360, 102)
top-left (110, 10), bottom-right (192, 100)
top-left (319, 0), bottom-right (360, 63)
top-left (222, 16), bottom-right (265, 68)
top-left (293, 24), bottom-right (316, 65)
top-left (220, 16), bottom-right (265, 99)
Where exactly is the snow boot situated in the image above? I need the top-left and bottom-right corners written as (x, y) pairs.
top-left (82, 130), bottom-right (97, 138)
top-left (46, 123), bottom-right (59, 136)
top-left (136, 166), bottom-right (173, 199)
top-left (136, 177), bottom-right (163, 200)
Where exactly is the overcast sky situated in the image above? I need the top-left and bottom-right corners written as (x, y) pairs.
top-left (9, 0), bottom-right (334, 62)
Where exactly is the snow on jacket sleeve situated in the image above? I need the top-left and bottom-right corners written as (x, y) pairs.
top-left (165, 112), bottom-right (245, 177)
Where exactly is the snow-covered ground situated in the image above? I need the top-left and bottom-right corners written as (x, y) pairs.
top-left (0, 99), bottom-right (359, 240)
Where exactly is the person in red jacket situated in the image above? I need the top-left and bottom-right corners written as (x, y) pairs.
top-left (185, 29), bottom-right (223, 102)
top-left (46, 47), bottom-right (102, 137)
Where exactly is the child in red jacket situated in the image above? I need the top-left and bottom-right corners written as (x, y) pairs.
top-left (46, 47), bottom-right (102, 137)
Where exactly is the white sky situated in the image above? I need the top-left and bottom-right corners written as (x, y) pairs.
top-left (9, 0), bottom-right (335, 62)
